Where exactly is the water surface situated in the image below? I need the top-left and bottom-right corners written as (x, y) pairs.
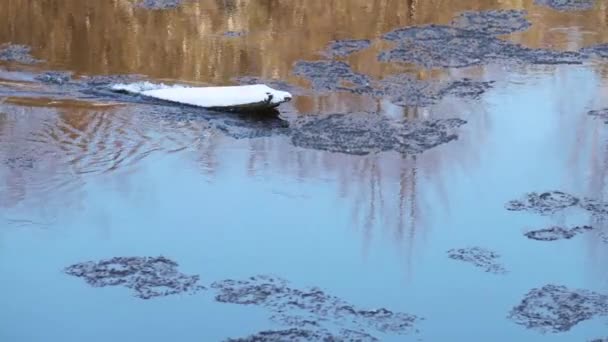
top-left (1, 1), bottom-right (608, 341)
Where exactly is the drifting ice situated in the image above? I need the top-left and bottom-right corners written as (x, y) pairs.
top-left (111, 82), bottom-right (292, 111)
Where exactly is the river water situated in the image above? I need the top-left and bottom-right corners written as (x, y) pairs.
top-left (1, 1), bottom-right (608, 341)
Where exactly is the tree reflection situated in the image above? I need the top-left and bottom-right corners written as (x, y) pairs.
top-left (1, 0), bottom-right (607, 86)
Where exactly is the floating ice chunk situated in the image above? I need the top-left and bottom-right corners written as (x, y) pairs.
top-left (110, 82), bottom-right (292, 111)
top-left (142, 84), bottom-right (292, 110)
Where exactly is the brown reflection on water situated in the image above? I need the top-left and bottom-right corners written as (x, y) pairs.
top-left (3, 97), bottom-right (124, 109)
top-left (3, 0), bottom-right (608, 117)
top-left (2, 0), bottom-right (608, 85)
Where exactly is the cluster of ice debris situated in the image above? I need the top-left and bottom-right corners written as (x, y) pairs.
top-left (212, 275), bottom-right (420, 337)
top-left (505, 189), bottom-right (608, 332)
top-left (447, 247), bottom-right (507, 274)
top-left (378, 11), bottom-right (582, 68)
top-left (293, 59), bottom-right (494, 107)
top-left (375, 74), bottom-right (493, 106)
top-left (534, 0), bottom-right (595, 11)
top-left (506, 191), bottom-right (581, 215)
top-left (582, 44), bottom-right (608, 59)
top-left (451, 9), bottom-right (532, 35)
top-left (64, 256), bottom-right (205, 299)
top-left (64, 258), bottom-right (421, 340)
top-left (507, 191), bottom-right (608, 242)
top-left (524, 225), bottom-right (594, 241)
top-left (295, 9), bottom-right (608, 107)
top-left (34, 71), bottom-right (72, 85)
top-left (508, 190), bottom-right (608, 220)
top-left (225, 328), bottom-right (379, 342)
top-left (293, 60), bottom-right (373, 95)
top-left (509, 285), bottom-right (608, 333)
top-left (290, 113), bottom-right (466, 155)
top-left (321, 39), bottom-right (372, 58)
top-left (291, 11), bottom-right (549, 105)
top-left (136, 0), bottom-right (184, 10)
top-left (0, 43), bottom-right (40, 64)
top-left (224, 31), bottom-right (246, 38)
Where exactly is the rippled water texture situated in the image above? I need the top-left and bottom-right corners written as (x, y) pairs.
top-left (2, 1), bottom-right (608, 341)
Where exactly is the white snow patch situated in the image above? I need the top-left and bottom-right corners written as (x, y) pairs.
top-left (110, 82), bottom-right (292, 110)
